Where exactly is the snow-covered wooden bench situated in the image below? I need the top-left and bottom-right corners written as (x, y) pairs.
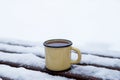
top-left (0, 39), bottom-right (120, 80)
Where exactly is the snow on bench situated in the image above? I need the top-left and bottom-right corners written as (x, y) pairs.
top-left (0, 64), bottom-right (72, 80)
top-left (81, 54), bottom-right (120, 70)
top-left (0, 41), bottom-right (120, 59)
top-left (0, 51), bottom-right (120, 71)
top-left (0, 42), bottom-right (120, 59)
top-left (81, 43), bottom-right (120, 59)
top-left (0, 38), bottom-right (39, 47)
top-left (0, 52), bottom-right (45, 69)
top-left (0, 43), bottom-right (44, 57)
top-left (0, 39), bottom-right (120, 80)
top-left (0, 42), bottom-right (120, 69)
top-left (0, 52), bottom-right (120, 80)
top-left (70, 65), bottom-right (120, 80)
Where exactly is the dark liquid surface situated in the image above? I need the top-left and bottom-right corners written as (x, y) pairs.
top-left (44, 39), bottom-right (72, 48)
top-left (47, 42), bottom-right (69, 47)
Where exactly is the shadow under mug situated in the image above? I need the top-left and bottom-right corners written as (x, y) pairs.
top-left (44, 39), bottom-right (81, 71)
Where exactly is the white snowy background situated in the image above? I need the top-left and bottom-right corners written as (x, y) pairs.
top-left (0, 0), bottom-right (120, 49)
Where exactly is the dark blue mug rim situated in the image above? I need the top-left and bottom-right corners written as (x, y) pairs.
top-left (43, 39), bottom-right (72, 48)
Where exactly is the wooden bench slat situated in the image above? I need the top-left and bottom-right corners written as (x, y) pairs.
top-left (1, 48), bottom-right (120, 71)
top-left (0, 76), bottom-right (11, 80)
top-left (0, 40), bottom-right (120, 80)
top-left (0, 64), bottom-right (71, 80)
top-left (0, 43), bottom-right (42, 56)
top-left (80, 54), bottom-right (120, 71)
top-left (0, 39), bottom-right (38, 47)
top-left (0, 52), bottom-right (120, 80)
top-left (82, 51), bottom-right (120, 59)
top-left (1, 43), bottom-right (120, 59)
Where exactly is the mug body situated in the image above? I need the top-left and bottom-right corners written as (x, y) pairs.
top-left (44, 39), bottom-right (72, 71)
top-left (45, 46), bottom-right (71, 71)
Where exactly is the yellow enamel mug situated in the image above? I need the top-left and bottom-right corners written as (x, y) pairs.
top-left (44, 39), bottom-right (81, 71)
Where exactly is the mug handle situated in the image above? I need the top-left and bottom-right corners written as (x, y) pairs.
top-left (71, 47), bottom-right (81, 64)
